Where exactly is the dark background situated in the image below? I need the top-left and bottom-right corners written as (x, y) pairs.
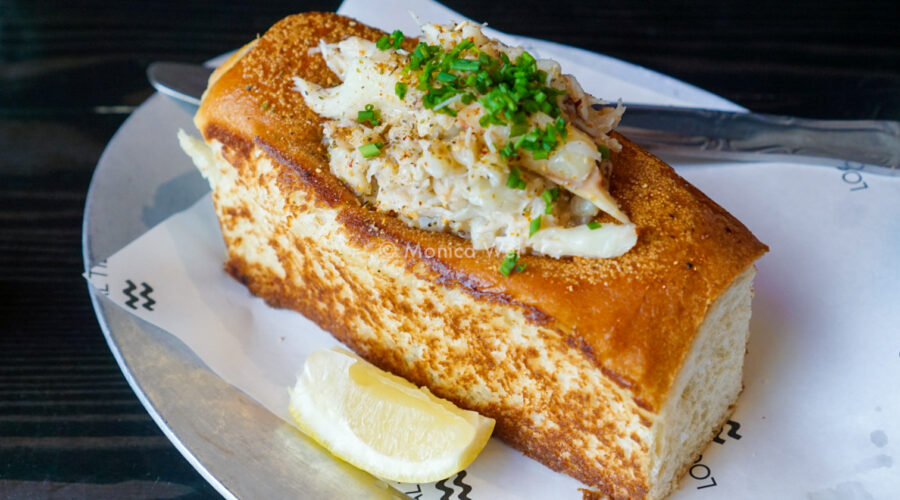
top-left (1, 0), bottom-right (898, 498)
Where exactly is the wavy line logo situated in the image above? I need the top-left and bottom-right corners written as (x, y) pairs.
top-left (712, 420), bottom-right (742, 444)
top-left (123, 280), bottom-right (156, 311)
top-left (435, 470), bottom-right (472, 500)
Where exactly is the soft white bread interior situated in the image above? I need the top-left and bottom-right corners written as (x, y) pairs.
top-left (648, 266), bottom-right (755, 499)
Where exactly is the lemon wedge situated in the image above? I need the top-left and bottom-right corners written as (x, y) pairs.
top-left (288, 347), bottom-right (495, 483)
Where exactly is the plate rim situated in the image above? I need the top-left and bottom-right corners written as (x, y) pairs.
top-left (82, 96), bottom-right (239, 500)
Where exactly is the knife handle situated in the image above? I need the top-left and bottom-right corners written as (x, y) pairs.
top-left (149, 60), bottom-right (900, 177)
top-left (618, 105), bottom-right (900, 176)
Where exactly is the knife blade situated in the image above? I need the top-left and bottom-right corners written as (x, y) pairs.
top-left (148, 61), bottom-right (900, 176)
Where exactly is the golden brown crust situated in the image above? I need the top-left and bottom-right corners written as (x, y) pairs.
top-left (197, 11), bottom-right (767, 413)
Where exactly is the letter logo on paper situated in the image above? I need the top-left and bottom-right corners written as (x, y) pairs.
top-left (712, 419), bottom-right (742, 444)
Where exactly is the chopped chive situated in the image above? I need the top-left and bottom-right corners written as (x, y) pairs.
top-left (531, 149), bottom-right (549, 160)
top-left (529, 216), bottom-right (542, 237)
top-left (555, 117), bottom-right (567, 139)
top-left (436, 106), bottom-right (458, 117)
top-left (498, 251), bottom-right (519, 276)
top-left (395, 81), bottom-right (407, 99)
top-left (392, 36), bottom-right (571, 161)
top-left (359, 142), bottom-right (383, 158)
top-left (450, 59), bottom-right (481, 71)
top-left (509, 122), bottom-right (529, 137)
top-left (356, 104), bottom-right (380, 127)
top-left (412, 43), bottom-right (428, 62)
top-left (597, 144), bottom-right (610, 159)
top-left (587, 221), bottom-right (602, 230)
top-left (390, 30), bottom-right (405, 49)
top-left (541, 187), bottom-right (560, 214)
top-left (506, 167), bottom-right (526, 189)
top-left (448, 39), bottom-right (473, 58)
top-left (436, 71), bottom-right (457, 83)
top-left (376, 35), bottom-right (391, 50)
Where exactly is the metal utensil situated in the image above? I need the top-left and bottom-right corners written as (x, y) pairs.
top-left (616, 104), bottom-right (899, 176)
top-left (147, 61), bottom-right (209, 114)
top-left (148, 61), bottom-right (900, 176)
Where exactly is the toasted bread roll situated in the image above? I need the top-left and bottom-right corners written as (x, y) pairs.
top-left (180, 12), bottom-right (768, 499)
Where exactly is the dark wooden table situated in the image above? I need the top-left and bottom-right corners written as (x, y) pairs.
top-left (2, 1), bottom-right (897, 498)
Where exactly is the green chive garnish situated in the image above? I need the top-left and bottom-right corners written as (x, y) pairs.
top-left (499, 143), bottom-right (516, 159)
top-left (356, 104), bottom-right (381, 127)
top-left (498, 251), bottom-right (520, 276)
top-left (359, 142), bottom-right (383, 158)
top-left (509, 122), bottom-right (529, 137)
top-left (450, 59), bottom-right (481, 71)
top-left (529, 216), bottom-right (542, 237)
top-left (541, 187), bottom-right (560, 204)
top-left (597, 144), bottom-right (610, 159)
top-left (541, 187), bottom-right (559, 214)
top-left (506, 167), bottom-right (526, 189)
top-left (376, 31), bottom-right (405, 51)
top-left (390, 36), bottom-right (568, 161)
top-left (395, 81), bottom-right (407, 99)
top-left (390, 30), bottom-right (405, 49)
top-left (436, 71), bottom-right (456, 83)
top-left (556, 117), bottom-right (567, 139)
top-left (587, 221), bottom-right (602, 230)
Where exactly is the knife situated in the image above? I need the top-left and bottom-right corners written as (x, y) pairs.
top-left (148, 61), bottom-right (900, 176)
